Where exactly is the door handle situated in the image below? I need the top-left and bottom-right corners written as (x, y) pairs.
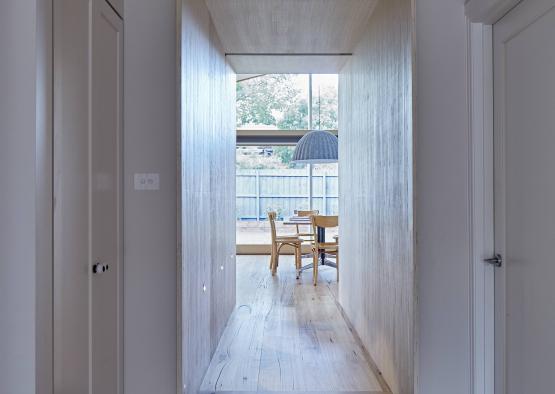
top-left (92, 262), bottom-right (109, 274)
top-left (484, 254), bottom-right (502, 267)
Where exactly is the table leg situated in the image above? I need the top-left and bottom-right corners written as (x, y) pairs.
top-left (318, 227), bottom-right (326, 265)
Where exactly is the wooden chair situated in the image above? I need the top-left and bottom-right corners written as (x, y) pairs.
top-left (311, 215), bottom-right (339, 286)
top-left (293, 209), bottom-right (319, 243)
top-left (268, 211), bottom-right (302, 278)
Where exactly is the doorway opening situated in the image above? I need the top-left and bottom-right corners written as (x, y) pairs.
top-left (198, 73), bottom-right (375, 392)
top-left (179, 1), bottom-right (414, 393)
top-left (235, 74), bottom-right (339, 255)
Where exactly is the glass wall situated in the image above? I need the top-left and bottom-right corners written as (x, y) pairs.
top-left (236, 146), bottom-right (338, 245)
top-left (237, 74), bottom-right (338, 131)
top-left (236, 74), bottom-right (338, 246)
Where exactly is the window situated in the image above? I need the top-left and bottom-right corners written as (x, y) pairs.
top-left (236, 146), bottom-right (338, 245)
top-left (237, 74), bottom-right (338, 131)
top-left (236, 74), bottom-right (339, 246)
top-left (311, 74), bottom-right (338, 130)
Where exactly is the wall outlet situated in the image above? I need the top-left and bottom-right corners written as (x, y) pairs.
top-left (134, 173), bottom-right (160, 190)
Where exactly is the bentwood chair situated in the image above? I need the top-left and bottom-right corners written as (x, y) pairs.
top-left (311, 215), bottom-right (339, 286)
top-left (293, 209), bottom-right (319, 243)
top-left (268, 211), bottom-right (302, 278)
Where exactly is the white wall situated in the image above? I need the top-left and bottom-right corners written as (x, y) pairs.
top-left (0, 1), bottom-right (52, 393)
top-left (0, 2), bottom-right (38, 392)
top-left (415, 1), bottom-right (471, 393)
top-left (123, 1), bottom-right (178, 393)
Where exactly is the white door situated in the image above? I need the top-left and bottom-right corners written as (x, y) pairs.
top-left (493, 1), bottom-right (555, 393)
top-left (91, 2), bottom-right (124, 394)
top-left (54, 1), bottom-right (123, 393)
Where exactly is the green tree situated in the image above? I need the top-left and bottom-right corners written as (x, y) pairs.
top-left (277, 99), bottom-right (308, 130)
top-left (312, 85), bottom-right (338, 130)
top-left (237, 74), bottom-right (338, 131)
top-left (274, 146), bottom-right (293, 166)
top-left (237, 75), bottom-right (309, 130)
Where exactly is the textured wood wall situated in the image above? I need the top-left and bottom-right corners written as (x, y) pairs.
top-left (338, 0), bottom-right (414, 393)
top-left (180, 0), bottom-right (236, 392)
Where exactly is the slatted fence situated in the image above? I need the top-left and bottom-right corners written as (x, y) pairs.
top-left (236, 169), bottom-right (338, 220)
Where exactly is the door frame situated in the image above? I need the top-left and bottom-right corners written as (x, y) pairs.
top-left (467, 2), bottom-right (525, 393)
top-left (468, 21), bottom-right (495, 394)
top-left (37, 0), bottom-right (54, 392)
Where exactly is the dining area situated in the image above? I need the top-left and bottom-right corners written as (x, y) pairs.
top-left (267, 128), bottom-right (341, 285)
top-left (268, 209), bottom-right (339, 285)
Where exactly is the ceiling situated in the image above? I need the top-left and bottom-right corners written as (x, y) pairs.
top-left (205, 0), bottom-right (378, 73)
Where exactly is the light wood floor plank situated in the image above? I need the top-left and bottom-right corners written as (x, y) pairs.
top-left (200, 255), bottom-right (387, 393)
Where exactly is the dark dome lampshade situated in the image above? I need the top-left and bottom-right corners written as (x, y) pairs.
top-left (292, 130), bottom-right (338, 164)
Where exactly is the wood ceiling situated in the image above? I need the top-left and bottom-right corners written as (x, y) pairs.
top-left (205, 0), bottom-right (378, 73)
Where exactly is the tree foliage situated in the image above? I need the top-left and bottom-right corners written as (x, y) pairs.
top-left (312, 85), bottom-right (338, 130)
top-left (236, 75), bottom-right (308, 129)
top-left (236, 74), bottom-right (338, 169)
top-left (237, 74), bottom-right (338, 131)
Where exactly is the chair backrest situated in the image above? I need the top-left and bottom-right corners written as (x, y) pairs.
top-left (294, 209), bottom-right (319, 217)
top-left (311, 215), bottom-right (338, 247)
top-left (311, 215), bottom-right (338, 228)
top-left (267, 211), bottom-right (277, 242)
top-left (294, 210), bottom-right (319, 237)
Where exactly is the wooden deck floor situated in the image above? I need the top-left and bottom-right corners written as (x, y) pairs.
top-left (200, 255), bottom-right (388, 393)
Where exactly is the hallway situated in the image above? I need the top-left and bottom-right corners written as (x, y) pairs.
top-left (200, 256), bottom-right (388, 393)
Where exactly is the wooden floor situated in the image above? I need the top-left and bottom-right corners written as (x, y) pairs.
top-left (200, 255), bottom-right (388, 394)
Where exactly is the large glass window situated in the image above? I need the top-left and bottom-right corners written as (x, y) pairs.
top-left (236, 74), bottom-right (338, 131)
top-left (236, 74), bottom-right (339, 246)
top-left (311, 74), bottom-right (338, 130)
top-left (236, 146), bottom-right (338, 245)
top-left (237, 75), bottom-right (309, 130)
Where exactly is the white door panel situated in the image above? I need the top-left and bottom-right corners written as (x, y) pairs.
top-left (91, 2), bottom-right (123, 394)
top-left (54, 1), bottom-right (123, 392)
top-left (53, 0), bottom-right (92, 391)
top-left (494, 1), bottom-right (555, 393)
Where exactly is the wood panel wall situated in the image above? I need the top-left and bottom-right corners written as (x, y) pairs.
top-left (179, 0), bottom-right (236, 392)
top-left (338, 0), bottom-right (415, 393)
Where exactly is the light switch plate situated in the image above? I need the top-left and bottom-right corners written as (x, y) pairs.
top-left (134, 173), bottom-right (160, 190)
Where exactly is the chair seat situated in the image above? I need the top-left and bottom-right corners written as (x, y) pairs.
top-left (313, 242), bottom-right (339, 248)
top-left (313, 249), bottom-right (338, 254)
top-left (313, 245), bottom-right (338, 252)
top-left (276, 235), bottom-right (302, 243)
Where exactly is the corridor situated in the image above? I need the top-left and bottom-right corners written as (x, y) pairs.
top-left (200, 256), bottom-right (388, 393)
